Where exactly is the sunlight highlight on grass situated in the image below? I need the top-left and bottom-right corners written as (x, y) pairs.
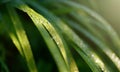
top-left (7, 5), bottom-right (38, 72)
top-left (9, 33), bottom-right (23, 56)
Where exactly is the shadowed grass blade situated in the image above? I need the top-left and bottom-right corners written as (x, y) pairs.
top-left (0, 58), bottom-right (9, 72)
top-left (0, 43), bottom-right (9, 72)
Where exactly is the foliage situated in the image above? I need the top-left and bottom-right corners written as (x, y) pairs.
top-left (0, 0), bottom-right (120, 72)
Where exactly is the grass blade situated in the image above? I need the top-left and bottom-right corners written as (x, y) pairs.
top-left (0, 43), bottom-right (9, 72)
top-left (25, 2), bottom-right (106, 71)
top-left (62, 18), bottom-right (120, 71)
top-left (6, 5), bottom-right (38, 72)
top-left (59, 0), bottom-right (120, 58)
top-left (24, 1), bottom-right (80, 72)
top-left (14, 2), bottom-right (70, 72)
top-left (70, 12), bottom-right (105, 42)
top-left (0, 58), bottom-right (9, 72)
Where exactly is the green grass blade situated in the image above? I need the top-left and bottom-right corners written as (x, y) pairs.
top-left (31, 2), bottom-right (120, 71)
top-left (39, 1), bottom-right (104, 43)
top-left (70, 12), bottom-right (105, 41)
top-left (0, 43), bottom-right (9, 72)
top-left (59, 0), bottom-right (120, 57)
top-left (59, 22), bottom-right (107, 72)
top-left (6, 5), bottom-right (38, 72)
top-left (14, 2), bottom-right (69, 72)
top-left (0, 58), bottom-right (9, 72)
top-left (24, 1), bottom-right (79, 72)
top-left (38, 0), bottom-right (120, 56)
top-left (9, 33), bottom-right (24, 56)
top-left (63, 18), bottom-right (120, 71)
top-left (72, 44), bottom-right (107, 72)
top-left (67, 10), bottom-right (120, 67)
top-left (25, 3), bottom-right (106, 71)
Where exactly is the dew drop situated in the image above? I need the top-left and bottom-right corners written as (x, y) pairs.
top-left (74, 70), bottom-right (79, 72)
top-left (91, 54), bottom-right (94, 57)
top-left (57, 42), bottom-right (59, 45)
top-left (101, 68), bottom-right (104, 71)
top-left (53, 36), bottom-right (56, 40)
top-left (35, 19), bottom-right (39, 24)
top-left (95, 59), bottom-right (99, 63)
top-left (111, 53), bottom-right (115, 59)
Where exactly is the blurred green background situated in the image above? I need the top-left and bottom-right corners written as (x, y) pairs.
top-left (1, 0), bottom-right (120, 72)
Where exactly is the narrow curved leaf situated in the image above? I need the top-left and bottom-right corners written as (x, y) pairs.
top-left (15, 2), bottom-right (69, 72)
top-left (24, 2), bottom-right (106, 72)
top-left (59, 0), bottom-right (120, 58)
top-left (63, 18), bottom-right (120, 71)
top-left (6, 5), bottom-right (38, 72)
